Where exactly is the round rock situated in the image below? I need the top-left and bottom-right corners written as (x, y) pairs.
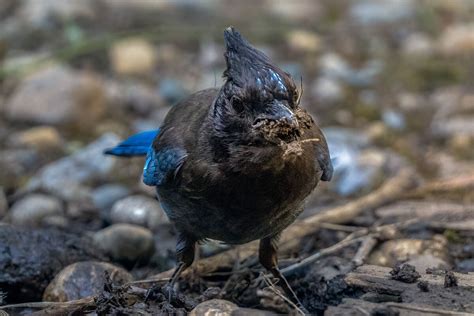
top-left (110, 195), bottom-right (168, 230)
top-left (0, 188), bottom-right (7, 219)
top-left (10, 194), bottom-right (63, 226)
top-left (93, 223), bottom-right (155, 267)
top-left (7, 126), bottom-right (63, 151)
top-left (190, 299), bottom-right (238, 316)
top-left (43, 261), bottom-right (132, 302)
top-left (92, 184), bottom-right (130, 212)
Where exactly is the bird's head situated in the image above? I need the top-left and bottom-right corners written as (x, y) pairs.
top-left (213, 27), bottom-right (302, 145)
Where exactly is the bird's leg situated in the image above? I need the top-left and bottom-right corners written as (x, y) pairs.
top-left (145, 232), bottom-right (196, 302)
top-left (259, 235), bottom-right (307, 313)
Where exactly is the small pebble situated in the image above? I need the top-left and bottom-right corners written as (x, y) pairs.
top-left (189, 299), bottom-right (238, 316)
top-left (110, 195), bottom-right (168, 230)
top-left (92, 184), bottom-right (130, 212)
top-left (417, 280), bottom-right (429, 292)
top-left (390, 264), bottom-right (420, 283)
top-left (444, 271), bottom-right (458, 288)
top-left (93, 223), bottom-right (155, 267)
top-left (0, 188), bottom-right (7, 219)
top-left (9, 194), bottom-right (63, 226)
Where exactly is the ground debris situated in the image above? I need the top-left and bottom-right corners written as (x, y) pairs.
top-left (390, 264), bottom-right (421, 283)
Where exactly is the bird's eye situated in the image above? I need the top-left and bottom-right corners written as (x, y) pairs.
top-left (232, 97), bottom-right (244, 113)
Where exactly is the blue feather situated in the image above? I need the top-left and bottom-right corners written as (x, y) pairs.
top-left (143, 147), bottom-right (187, 186)
top-left (104, 129), bottom-right (159, 157)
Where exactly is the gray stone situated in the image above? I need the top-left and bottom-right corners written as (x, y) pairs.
top-left (0, 149), bottom-right (38, 186)
top-left (159, 78), bottom-right (187, 105)
top-left (93, 223), bottom-right (155, 267)
top-left (325, 128), bottom-right (388, 196)
top-left (190, 299), bottom-right (238, 316)
top-left (43, 261), bottom-right (132, 302)
top-left (318, 53), bottom-right (383, 87)
top-left (350, 0), bottom-right (415, 25)
top-left (4, 65), bottom-right (106, 127)
top-left (457, 259), bottom-right (474, 272)
top-left (105, 80), bottom-right (163, 115)
top-left (92, 184), bottom-right (130, 212)
top-left (18, 0), bottom-right (96, 29)
top-left (406, 255), bottom-right (450, 273)
top-left (0, 188), bottom-right (7, 219)
top-left (109, 195), bottom-right (168, 229)
top-left (10, 194), bottom-right (63, 227)
top-left (27, 133), bottom-right (119, 201)
top-left (0, 224), bottom-right (105, 303)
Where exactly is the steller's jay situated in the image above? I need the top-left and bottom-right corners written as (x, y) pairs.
top-left (105, 27), bottom-right (332, 309)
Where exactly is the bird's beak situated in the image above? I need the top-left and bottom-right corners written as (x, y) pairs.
top-left (254, 101), bottom-right (298, 128)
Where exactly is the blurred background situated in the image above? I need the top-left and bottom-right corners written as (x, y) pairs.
top-left (0, 0), bottom-right (473, 310)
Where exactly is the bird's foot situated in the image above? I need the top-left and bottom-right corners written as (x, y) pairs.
top-left (144, 283), bottom-right (162, 303)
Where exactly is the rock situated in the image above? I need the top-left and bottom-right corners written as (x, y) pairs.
top-left (43, 261), bottom-right (132, 302)
top-left (311, 77), bottom-right (343, 102)
top-left (390, 264), bottom-right (420, 283)
top-left (457, 259), bottom-right (474, 272)
top-left (109, 195), bottom-right (168, 229)
top-left (0, 188), bottom-right (7, 219)
top-left (17, 0), bottom-right (96, 29)
top-left (369, 237), bottom-right (449, 268)
top-left (430, 87), bottom-right (474, 141)
top-left (158, 78), bottom-right (187, 105)
top-left (4, 65), bottom-right (106, 128)
top-left (93, 224), bottom-right (155, 267)
top-left (0, 224), bottom-right (105, 303)
top-left (105, 80), bottom-right (163, 115)
top-left (349, 0), bottom-right (415, 25)
top-left (382, 109), bottom-right (406, 130)
top-left (319, 53), bottom-right (382, 87)
top-left (92, 184), bottom-right (130, 213)
top-left (7, 126), bottom-right (63, 151)
top-left (402, 33), bottom-right (434, 56)
top-left (406, 255), bottom-right (450, 273)
top-left (0, 149), bottom-right (38, 187)
top-left (110, 38), bottom-right (156, 76)
top-left (438, 24), bottom-right (474, 55)
top-left (26, 133), bottom-right (119, 201)
top-left (325, 128), bottom-right (389, 196)
top-left (287, 30), bottom-right (321, 53)
top-left (189, 299), bottom-right (238, 316)
top-left (232, 308), bottom-right (278, 315)
top-left (9, 194), bottom-right (63, 227)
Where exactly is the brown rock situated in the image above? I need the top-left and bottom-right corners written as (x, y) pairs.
top-left (43, 261), bottom-right (132, 302)
top-left (4, 65), bottom-right (106, 129)
top-left (110, 38), bottom-right (157, 76)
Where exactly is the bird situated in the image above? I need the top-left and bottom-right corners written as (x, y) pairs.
top-left (105, 27), bottom-right (333, 310)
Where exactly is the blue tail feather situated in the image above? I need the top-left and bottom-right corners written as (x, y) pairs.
top-left (104, 129), bottom-right (159, 157)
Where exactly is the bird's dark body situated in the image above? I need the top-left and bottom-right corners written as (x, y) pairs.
top-left (106, 27), bottom-right (332, 309)
top-left (154, 88), bottom-right (324, 243)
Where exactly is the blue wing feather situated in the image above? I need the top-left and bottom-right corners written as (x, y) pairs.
top-left (104, 130), bottom-right (159, 157)
top-left (143, 147), bottom-right (187, 186)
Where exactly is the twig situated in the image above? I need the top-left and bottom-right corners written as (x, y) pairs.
top-left (281, 235), bottom-right (367, 276)
top-left (385, 303), bottom-right (474, 316)
top-left (261, 273), bottom-right (305, 315)
top-left (405, 172), bottom-right (474, 199)
top-left (352, 236), bottom-right (378, 267)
